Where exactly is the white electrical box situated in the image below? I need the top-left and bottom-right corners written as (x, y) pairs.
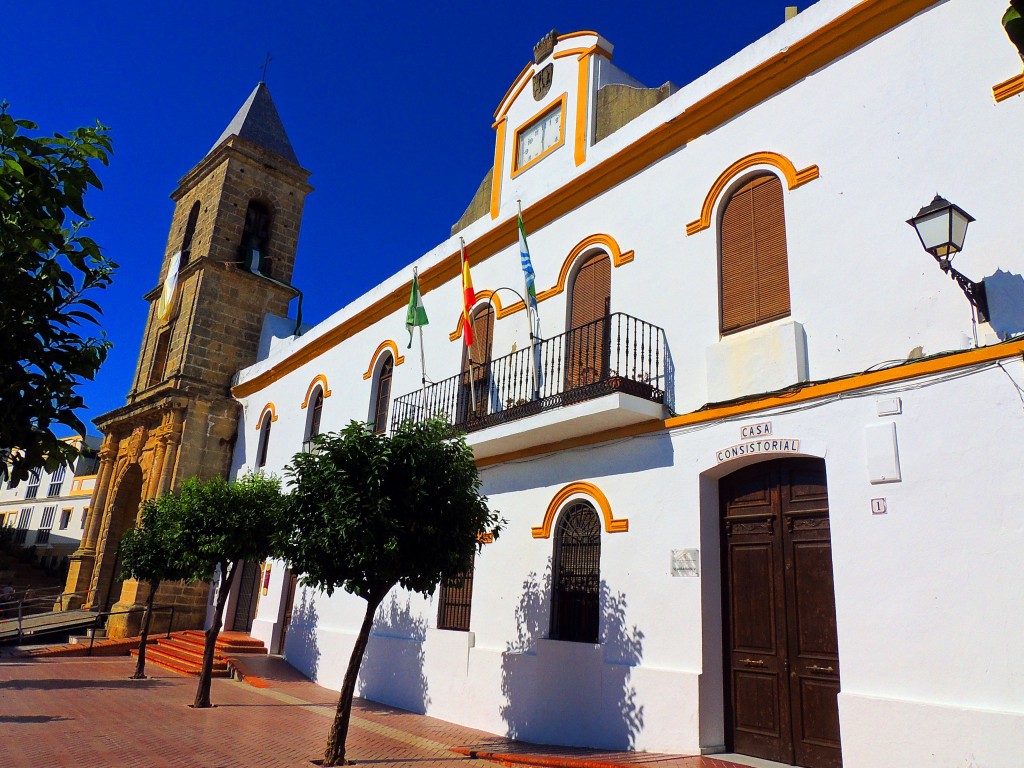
top-left (865, 422), bottom-right (901, 484)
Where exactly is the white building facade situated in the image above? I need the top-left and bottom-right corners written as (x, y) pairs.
top-left (1, 435), bottom-right (101, 569)
top-left (228, 2), bottom-right (1024, 767)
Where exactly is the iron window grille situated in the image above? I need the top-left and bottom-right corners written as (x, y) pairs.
top-left (437, 553), bottom-right (476, 632)
top-left (550, 501), bottom-right (602, 644)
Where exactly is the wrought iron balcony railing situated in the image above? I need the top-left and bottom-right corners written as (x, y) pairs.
top-left (391, 312), bottom-right (666, 434)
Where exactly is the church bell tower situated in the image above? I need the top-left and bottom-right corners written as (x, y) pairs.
top-left (64, 83), bottom-right (313, 635)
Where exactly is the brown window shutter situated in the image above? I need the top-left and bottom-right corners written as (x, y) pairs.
top-left (464, 305), bottom-right (495, 373)
top-left (569, 253), bottom-right (611, 330)
top-left (719, 174), bottom-right (790, 334)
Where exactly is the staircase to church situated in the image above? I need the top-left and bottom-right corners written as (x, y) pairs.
top-left (130, 630), bottom-right (267, 677)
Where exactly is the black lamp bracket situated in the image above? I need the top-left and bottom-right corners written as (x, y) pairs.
top-left (935, 255), bottom-right (990, 323)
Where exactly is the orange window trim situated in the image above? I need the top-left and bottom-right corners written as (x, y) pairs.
top-left (231, 0), bottom-right (932, 400)
top-left (255, 402), bottom-right (278, 430)
top-left (448, 234), bottom-right (633, 341)
top-left (362, 340), bottom-right (406, 380)
top-left (532, 481), bottom-right (628, 538)
top-left (300, 374), bottom-right (332, 408)
top-left (686, 151), bottom-right (819, 236)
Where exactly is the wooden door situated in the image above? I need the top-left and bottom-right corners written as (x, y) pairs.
top-left (231, 560), bottom-right (261, 633)
top-left (565, 253), bottom-right (611, 389)
top-left (279, 570), bottom-right (299, 653)
top-left (459, 305), bottom-right (494, 423)
top-left (720, 458), bottom-right (841, 768)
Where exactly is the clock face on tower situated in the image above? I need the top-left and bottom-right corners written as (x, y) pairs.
top-left (513, 96), bottom-right (566, 175)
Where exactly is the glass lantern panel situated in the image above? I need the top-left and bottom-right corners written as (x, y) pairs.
top-left (914, 209), bottom-right (952, 255)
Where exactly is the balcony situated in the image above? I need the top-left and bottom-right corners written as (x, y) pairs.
top-left (391, 313), bottom-right (669, 458)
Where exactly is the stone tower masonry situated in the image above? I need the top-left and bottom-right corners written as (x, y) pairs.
top-left (63, 83), bottom-right (312, 637)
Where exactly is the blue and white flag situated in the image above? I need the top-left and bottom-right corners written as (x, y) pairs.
top-left (517, 213), bottom-right (538, 313)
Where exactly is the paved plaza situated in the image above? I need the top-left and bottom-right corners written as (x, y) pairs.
top-left (0, 653), bottom-right (751, 768)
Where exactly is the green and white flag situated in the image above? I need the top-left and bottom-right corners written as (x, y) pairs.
top-left (405, 270), bottom-right (429, 348)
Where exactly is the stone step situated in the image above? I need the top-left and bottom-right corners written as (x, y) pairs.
top-left (132, 646), bottom-right (230, 678)
top-left (129, 630), bottom-right (266, 678)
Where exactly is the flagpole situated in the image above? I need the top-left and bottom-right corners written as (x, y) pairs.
top-left (461, 237), bottom-right (477, 416)
top-left (517, 200), bottom-right (541, 401)
top-left (414, 267), bottom-right (428, 417)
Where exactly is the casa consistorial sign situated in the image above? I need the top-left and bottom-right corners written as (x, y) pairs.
top-left (716, 436), bottom-right (801, 464)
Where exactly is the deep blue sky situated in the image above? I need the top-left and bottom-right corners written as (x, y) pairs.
top-left (6, 1), bottom-right (815, 433)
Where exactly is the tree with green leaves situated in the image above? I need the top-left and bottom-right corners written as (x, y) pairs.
top-left (280, 418), bottom-right (502, 767)
top-left (118, 497), bottom-right (202, 679)
top-left (0, 103), bottom-right (115, 483)
top-left (160, 472), bottom-right (286, 708)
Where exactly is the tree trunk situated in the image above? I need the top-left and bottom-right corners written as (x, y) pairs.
top-left (322, 584), bottom-right (391, 767)
top-left (130, 579), bottom-right (159, 680)
top-left (193, 561), bottom-right (235, 708)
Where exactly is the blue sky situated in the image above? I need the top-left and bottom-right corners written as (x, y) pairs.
top-left (5, 1), bottom-right (815, 433)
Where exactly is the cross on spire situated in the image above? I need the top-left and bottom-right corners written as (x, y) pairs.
top-left (260, 53), bottom-right (272, 84)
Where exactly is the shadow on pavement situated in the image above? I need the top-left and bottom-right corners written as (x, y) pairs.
top-left (0, 677), bottom-right (170, 690)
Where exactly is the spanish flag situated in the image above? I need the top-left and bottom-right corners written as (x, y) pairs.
top-left (460, 237), bottom-right (476, 346)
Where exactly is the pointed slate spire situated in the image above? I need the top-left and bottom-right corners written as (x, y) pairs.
top-left (208, 82), bottom-right (299, 164)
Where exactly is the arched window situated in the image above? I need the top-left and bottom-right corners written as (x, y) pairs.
top-left (256, 412), bottom-right (272, 469)
top-left (718, 173), bottom-right (790, 334)
top-left (180, 201), bottom-right (201, 267)
top-left (371, 354), bottom-right (394, 434)
top-left (437, 550), bottom-right (475, 632)
top-left (565, 252), bottom-right (611, 389)
top-left (148, 325), bottom-right (173, 387)
top-left (550, 500), bottom-right (601, 643)
top-left (240, 201), bottom-right (272, 277)
top-left (460, 304), bottom-right (495, 424)
top-left (308, 389), bottom-right (324, 441)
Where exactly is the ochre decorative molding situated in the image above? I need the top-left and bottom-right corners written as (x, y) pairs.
top-left (993, 71), bottom-right (1024, 103)
top-left (490, 118), bottom-right (507, 220)
top-left (449, 234), bottom-right (634, 341)
top-left (362, 340), bottom-right (406, 380)
top-left (300, 374), bottom-right (332, 408)
top-left (686, 151), bottom-right (820, 236)
top-left (231, 0), bottom-right (934, 400)
top-left (494, 62), bottom-right (535, 120)
top-left (532, 481), bottom-right (628, 538)
top-left (574, 49), bottom-right (591, 167)
top-left (255, 402), bottom-right (278, 429)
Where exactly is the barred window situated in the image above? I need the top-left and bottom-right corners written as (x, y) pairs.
top-left (550, 501), bottom-right (601, 644)
top-left (25, 471), bottom-right (40, 499)
top-left (437, 552), bottom-right (475, 632)
top-left (47, 464), bottom-right (66, 497)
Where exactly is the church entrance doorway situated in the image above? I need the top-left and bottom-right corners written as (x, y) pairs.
top-left (97, 464), bottom-right (144, 613)
top-left (719, 457), bottom-right (842, 768)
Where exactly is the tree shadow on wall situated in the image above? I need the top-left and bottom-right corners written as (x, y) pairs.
top-left (358, 593), bottom-right (430, 714)
top-left (283, 587), bottom-right (321, 682)
top-left (499, 563), bottom-right (645, 750)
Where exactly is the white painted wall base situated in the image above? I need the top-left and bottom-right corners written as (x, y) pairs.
top-left (839, 692), bottom-right (1024, 768)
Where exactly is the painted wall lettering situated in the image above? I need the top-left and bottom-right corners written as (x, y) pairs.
top-left (716, 438), bottom-right (801, 463)
top-left (740, 421), bottom-right (772, 439)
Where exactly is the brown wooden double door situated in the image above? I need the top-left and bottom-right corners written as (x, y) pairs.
top-left (720, 458), bottom-right (842, 768)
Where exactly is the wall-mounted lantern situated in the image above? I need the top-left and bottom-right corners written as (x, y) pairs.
top-left (907, 195), bottom-right (989, 323)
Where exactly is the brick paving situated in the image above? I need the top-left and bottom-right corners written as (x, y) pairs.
top-left (0, 652), bottom-right (747, 768)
